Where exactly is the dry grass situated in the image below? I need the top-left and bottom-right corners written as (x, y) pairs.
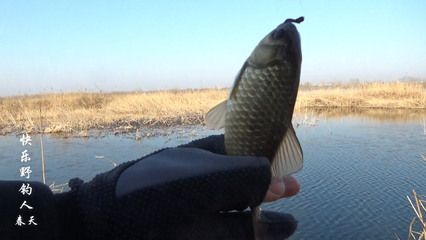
top-left (0, 89), bottom-right (227, 134)
top-left (0, 81), bottom-right (425, 134)
top-left (407, 190), bottom-right (426, 240)
top-left (296, 81), bottom-right (426, 109)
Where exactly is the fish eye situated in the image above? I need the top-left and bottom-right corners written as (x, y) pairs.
top-left (272, 29), bottom-right (286, 39)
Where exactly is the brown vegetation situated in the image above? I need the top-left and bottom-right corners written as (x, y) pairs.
top-left (0, 81), bottom-right (425, 134)
top-left (0, 89), bottom-right (227, 134)
top-left (406, 190), bottom-right (426, 240)
top-left (296, 81), bottom-right (426, 109)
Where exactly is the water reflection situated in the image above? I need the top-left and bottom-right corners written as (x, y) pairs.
top-left (295, 107), bottom-right (426, 123)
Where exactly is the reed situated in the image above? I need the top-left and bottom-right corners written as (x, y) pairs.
top-left (38, 102), bottom-right (46, 184)
top-left (296, 81), bottom-right (426, 109)
top-left (407, 190), bottom-right (426, 240)
top-left (0, 81), bottom-right (424, 134)
top-left (0, 89), bottom-right (227, 134)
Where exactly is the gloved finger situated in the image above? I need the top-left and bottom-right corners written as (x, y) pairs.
top-left (116, 147), bottom-right (271, 212)
top-left (178, 134), bottom-right (225, 154)
top-left (177, 210), bottom-right (297, 240)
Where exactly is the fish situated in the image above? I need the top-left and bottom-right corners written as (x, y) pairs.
top-left (205, 16), bottom-right (304, 239)
top-left (206, 16), bottom-right (304, 180)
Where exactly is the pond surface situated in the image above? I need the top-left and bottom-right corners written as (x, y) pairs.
top-left (1, 109), bottom-right (425, 239)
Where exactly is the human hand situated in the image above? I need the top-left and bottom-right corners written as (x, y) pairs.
top-left (180, 135), bottom-right (301, 203)
top-left (0, 134), bottom-right (299, 240)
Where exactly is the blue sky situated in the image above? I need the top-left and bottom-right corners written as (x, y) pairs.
top-left (0, 0), bottom-right (425, 96)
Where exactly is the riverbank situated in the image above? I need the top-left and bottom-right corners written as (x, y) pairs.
top-left (297, 81), bottom-right (425, 109)
top-left (0, 81), bottom-right (425, 135)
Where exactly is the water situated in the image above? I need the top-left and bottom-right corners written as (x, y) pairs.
top-left (1, 110), bottom-right (425, 239)
top-left (268, 109), bottom-right (426, 239)
top-left (0, 126), bottom-right (219, 184)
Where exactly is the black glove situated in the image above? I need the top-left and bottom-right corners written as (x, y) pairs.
top-left (0, 135), bottom-right (297, 240)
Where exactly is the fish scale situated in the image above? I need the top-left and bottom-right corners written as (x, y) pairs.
top-left (225, 63), bottom-right (296, 161)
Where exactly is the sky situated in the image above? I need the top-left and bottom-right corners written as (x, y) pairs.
top-left (0, 0), bottom-right (425, 96)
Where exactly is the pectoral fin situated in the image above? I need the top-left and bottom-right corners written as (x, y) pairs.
top-left (271, 124), bottom-right (303, 177)
top-left (205, 100), bottom-right (227, 129)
